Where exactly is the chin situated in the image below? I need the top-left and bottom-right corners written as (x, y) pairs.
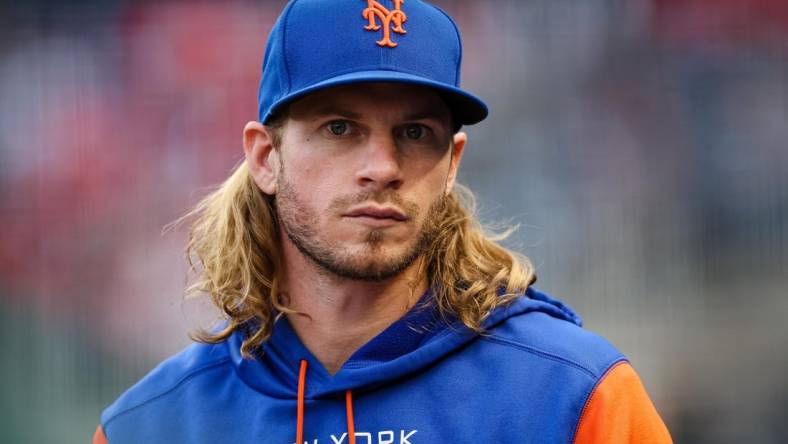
top-left (343, 257), bottom-right (417, 282)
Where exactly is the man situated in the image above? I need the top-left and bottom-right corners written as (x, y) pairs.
top-left (95, 0), bottom-right (671, 442)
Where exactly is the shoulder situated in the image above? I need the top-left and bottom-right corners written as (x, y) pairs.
top-left (443, 289), bottom-right (665, 440)
top-left (100, 340), bottom-right (233, 430)
top-left (483, 288), bottom-right (626, 381)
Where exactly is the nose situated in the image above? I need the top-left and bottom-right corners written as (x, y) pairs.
top-left (355, 133), bottom-right (403, 190)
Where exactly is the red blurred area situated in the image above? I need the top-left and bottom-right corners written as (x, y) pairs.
top-left (652, 0), bottom-right (788, 48)
top-left (0, 2), bottom-right (281, 328)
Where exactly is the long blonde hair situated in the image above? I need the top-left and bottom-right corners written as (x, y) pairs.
top-left (181, 160), bottom-right (535, 357)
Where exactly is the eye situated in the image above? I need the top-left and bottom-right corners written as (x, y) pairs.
top-left (404, 124), bottom-right (428, 140)
top-left (327, 120), bottom-right (350, 136)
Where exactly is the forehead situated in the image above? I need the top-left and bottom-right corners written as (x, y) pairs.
top-left (286, 83), bottom-right (452, 123)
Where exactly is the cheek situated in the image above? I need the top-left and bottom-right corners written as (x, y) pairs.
top-left (281, 159), bottom-right (340, 212)
top-left (408, 154), bottom-right (452, 193)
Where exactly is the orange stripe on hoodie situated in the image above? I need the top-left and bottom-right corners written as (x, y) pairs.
top-left (574, 362), bottom-right (672, 443)
top-left (92, 425), bottom-right (108, 444)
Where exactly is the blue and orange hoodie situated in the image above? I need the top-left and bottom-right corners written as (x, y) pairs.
top-left (94, 287), bottom-right (671, 443)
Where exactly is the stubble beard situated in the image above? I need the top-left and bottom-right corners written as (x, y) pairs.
top-left (275, 175), bottom-right (446, 282)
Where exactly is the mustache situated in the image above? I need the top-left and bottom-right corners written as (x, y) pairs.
top-left (328, 189), bottom-right (420, 219)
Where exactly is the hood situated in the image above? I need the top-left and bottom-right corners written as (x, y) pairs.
top-left (226, 287), bottom-right (581, 399)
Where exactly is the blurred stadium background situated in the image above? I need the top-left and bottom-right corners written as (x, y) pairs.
top-left (1, 0), bottom-right (786, 442)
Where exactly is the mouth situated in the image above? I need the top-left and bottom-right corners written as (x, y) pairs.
top-left (343, 205), bottom-right (409, 226)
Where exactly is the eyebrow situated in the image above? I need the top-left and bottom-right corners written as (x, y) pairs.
top-left (403, 110), bottom-right (450, 122)
top-left (305, 105), bottom-right (450, 123)
top-left (309, 106), bottom-right (363, 120)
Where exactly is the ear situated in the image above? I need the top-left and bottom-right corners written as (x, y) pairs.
top-left (243, 121), bottom-right (280, 195)
top-left (445, 131), bottom-right (467, 195)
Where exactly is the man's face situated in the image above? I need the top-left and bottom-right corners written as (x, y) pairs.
top-left (270, 83), bottom-right (464, 282)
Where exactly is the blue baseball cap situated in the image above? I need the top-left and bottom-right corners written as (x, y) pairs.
top-left (257, 0), bottom-right (488, 127)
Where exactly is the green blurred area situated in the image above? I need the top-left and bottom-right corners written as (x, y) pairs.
top-left (0, 293), bottom-right (153, 444)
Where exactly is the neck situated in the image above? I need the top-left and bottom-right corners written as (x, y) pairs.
top-left (281, 241), bottom-right (427, 375)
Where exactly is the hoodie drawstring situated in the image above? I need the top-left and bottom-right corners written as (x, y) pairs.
top-left (296, 359), bottom-right (357, 444)
top-left (296, 360), bottom-right (308, 444)
top-left (345, 390), bottom-right (356, 442)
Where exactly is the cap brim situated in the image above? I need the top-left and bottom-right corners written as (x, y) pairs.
top-left (262, 70), bottom-right (488, 127)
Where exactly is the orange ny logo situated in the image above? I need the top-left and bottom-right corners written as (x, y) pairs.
top-left (362, 0), bottom-right (407, 48)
